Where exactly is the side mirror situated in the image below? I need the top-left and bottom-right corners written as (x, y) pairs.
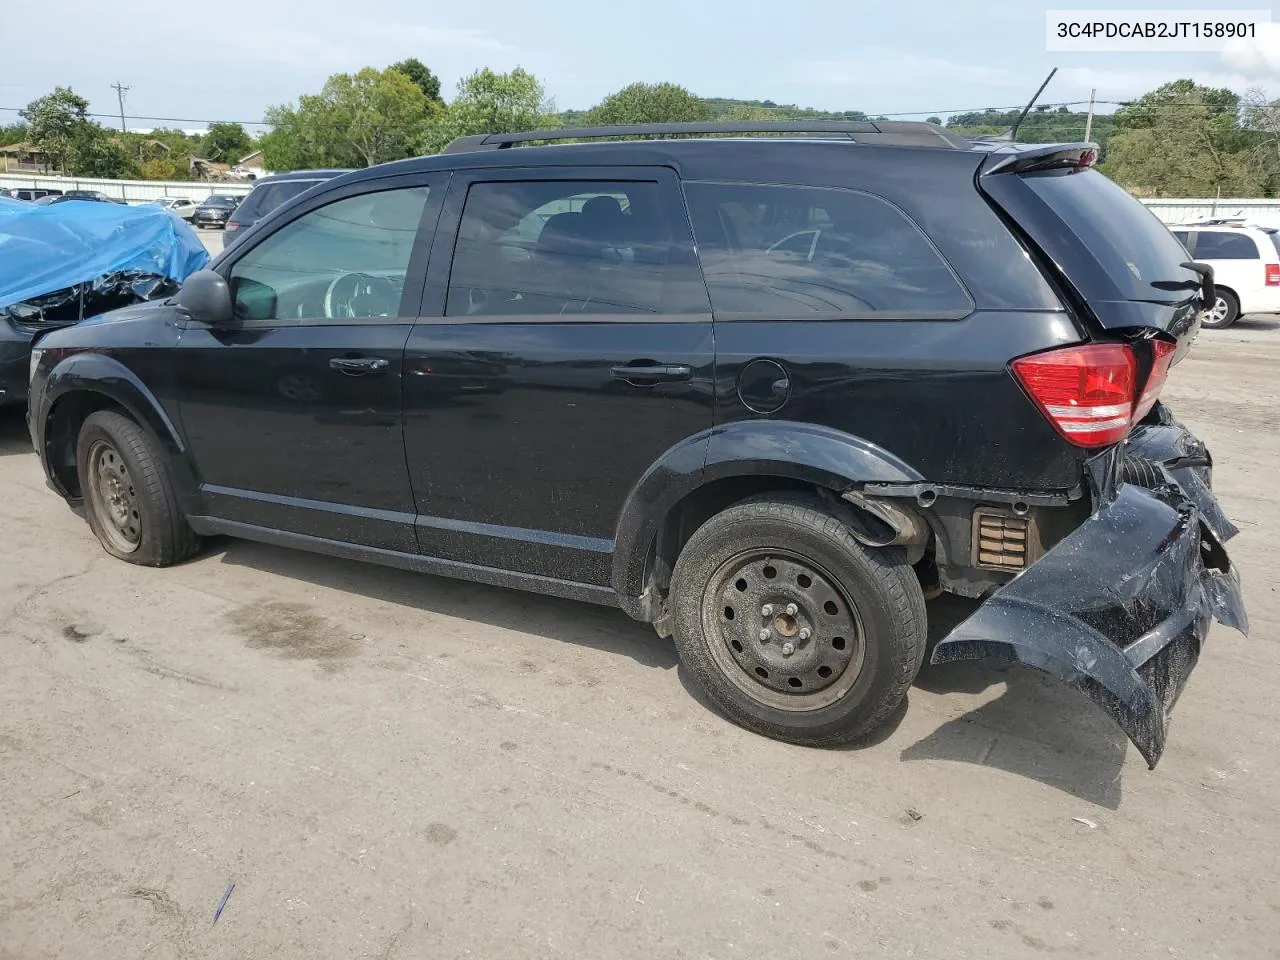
top-left (177, 269), bottom-right (234, 326)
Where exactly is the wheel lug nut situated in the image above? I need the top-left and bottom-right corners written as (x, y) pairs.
top-left (785, 603), bottom-right (798, 616)
top-left (799, 628), bottom-right (811, 640)
top-left (759, 629), bottom-right (771, 642)
top-left (781, 642), bottom-right (795, 656)
top-left (761, 604), bottom-right (774, 617)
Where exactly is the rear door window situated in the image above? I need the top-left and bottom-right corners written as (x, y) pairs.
top-left (682, 181), bottom-right (972, 317)
top-left (1193, 231), bottom-right (1260, 260)
top-left (445, 178), bottom-right (709, 316)
top-left (1019, 169), bottom-right (1199, 302)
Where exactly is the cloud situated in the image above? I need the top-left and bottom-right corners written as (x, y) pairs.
top-left (1224, 22), bottom-right (1280, 80)
top-left (795, 50), bottom-right (1016, 90)
top-left (1056, 66), bottom-right (1266, 101)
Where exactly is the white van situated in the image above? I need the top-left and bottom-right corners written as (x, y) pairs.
top-left (1171, 220), bottom-right (1280, 328)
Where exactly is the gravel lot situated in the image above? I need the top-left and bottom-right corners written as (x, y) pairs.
top-left (2, 319), bottom-right (1278, 959)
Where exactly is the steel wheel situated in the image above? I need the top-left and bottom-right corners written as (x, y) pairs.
top-left (701, 549), bottom-right (866, 711)
top-left (85, 438), bottom-right (141, 553)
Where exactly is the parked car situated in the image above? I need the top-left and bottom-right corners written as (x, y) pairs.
top-left (190, 195), bottom-right (241, 228)
top-left (1170, 219), bottom-right (1280, 328)
top-left (55, 189), bottom-right (126, 204)
top-left (0, 200), bottom-right (207, 407)
top-left (223, 169), bottom-right (350, 249)
top-left (5, 187), bottom-right (63, 202)
top-left (151, 197), bottom-right (200, 220)
top-left (25, 121), bottom-right (1245, 767)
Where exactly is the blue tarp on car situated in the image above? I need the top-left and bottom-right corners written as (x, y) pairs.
top-left (0, 199), bottom-right (208, 308)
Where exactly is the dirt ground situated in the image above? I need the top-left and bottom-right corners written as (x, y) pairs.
top-left (2, 319), bottom-right (1279, 960)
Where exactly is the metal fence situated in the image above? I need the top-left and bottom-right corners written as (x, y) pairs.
top-left (1139, 198), bottom-right (1280, 227)
top-left (0, 173), bottom-right (252, 204)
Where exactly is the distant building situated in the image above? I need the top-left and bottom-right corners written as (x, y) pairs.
top-left (0, 142), bottom-right (52, 174)
top-left (229, 150), bottom-right (270, 180)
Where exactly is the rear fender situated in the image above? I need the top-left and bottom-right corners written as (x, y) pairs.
top-left (612, 420), bottom-right (923, 607)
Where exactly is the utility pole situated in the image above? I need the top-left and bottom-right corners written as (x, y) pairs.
top-left (110, 81), bottom-right (130, 133)
top-left (1084, 88), bottom-right (1096, 143)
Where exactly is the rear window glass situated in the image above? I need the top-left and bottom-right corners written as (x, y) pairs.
top-left (683, 182), bottom-right (971, 316)
top-left (1194, 231), bottom-right (1260, 260)
top-left (245, 180), bottom-right (321, 218)
top-left (1022, 169), bottom-right (1198, 301)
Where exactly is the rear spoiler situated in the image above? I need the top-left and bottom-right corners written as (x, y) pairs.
top-left (983, 142), bottom-right (1100, 175)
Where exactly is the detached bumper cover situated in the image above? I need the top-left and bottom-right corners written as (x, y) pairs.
top-left (931, 418), bottom-right (1246, 769)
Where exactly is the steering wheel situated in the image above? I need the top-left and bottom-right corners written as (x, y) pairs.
top-left (323, 272), bottom-right (401, 319)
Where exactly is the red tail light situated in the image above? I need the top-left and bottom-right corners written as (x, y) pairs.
top-left (1133, 340), bottom-right (1176, 423)
top-left (1012, 344), bottom-right (1136, 447)
top-left (1266, 263), bottom-right (1280, 286)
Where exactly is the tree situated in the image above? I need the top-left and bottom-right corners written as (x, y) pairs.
top-left (201, 122), bottom-right (253, 162)
top-left (263, 66), bottom-right (441, 169)
top-left (426, 67), bottom-right (558, 152)
top-left (585, 82), bottom-right (709, 126)
top-left (926, 116), bottom-right (942, 126)
top-left (1106, 79), bottom-right (1256, 196)
top-left (66, 125), bottom-right (135, 178)
top-left (20, 86), bottom-right (91, 173)
top-left (0, 121), bottom-right (27, 146)
top-left (391, 58), bottom-right (443, 106)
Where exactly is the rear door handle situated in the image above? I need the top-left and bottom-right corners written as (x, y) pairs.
top-left (329, 356), bottom-right (390, 376)
top-left (609, 363), bottom-right (694, 386)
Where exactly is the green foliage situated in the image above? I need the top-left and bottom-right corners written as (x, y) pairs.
top-left (1105, 79), bottom-right (1272, 196)
top-left (426, 67), bottom-right (558, 152)
top-left (66, 125), bottom-right (136, 178)
top-left (264, 65), bottom-right (442, 168)
top-left (0, 121), bottom-right (28, 146)
top-left (926, 116), bottom-right (942, 126)
top-left (19, 86), bottom-right (91, 172)
top-left (584, 82), bottom-right (710, 126)
top-left (945, 104), bottom-right (1116, 152)
top-left (201, 122), bottom-right (253, 162)
top-left (391, 58), bottom-right (443, 105)
top-left (700, 98), bottom-right (868, 121)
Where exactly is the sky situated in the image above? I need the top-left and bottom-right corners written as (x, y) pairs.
top-left (3, 0), bottom-right (1280, 133)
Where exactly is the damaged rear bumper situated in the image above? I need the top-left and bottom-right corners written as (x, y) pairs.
top-left (930, 410), bottom-right (1247, 769)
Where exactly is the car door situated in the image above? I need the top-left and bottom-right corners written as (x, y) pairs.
top-left (172, 173), bottom-right (445, 552)
top-left (1189, 230), bottom-right (1260, 311)
top-left (402, 167), bottom-right (714, 585)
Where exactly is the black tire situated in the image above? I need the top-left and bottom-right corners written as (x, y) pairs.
top-left (1201, 289), bottom-right (1240, 329)
top-left (75, 410), bottom-right (200, 566)
top-left (669, 494), bottom-right (927, 746)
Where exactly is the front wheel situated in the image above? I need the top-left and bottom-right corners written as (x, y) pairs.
top-left (1201, 289), bottom-right (1241, 329)
top-left (669, 495), bottom-right (927, 746)
top-left (76, 410), bottom-right (200, 566)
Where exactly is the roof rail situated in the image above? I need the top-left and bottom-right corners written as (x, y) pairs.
top-left (441, 120), bottom-right (972, 155)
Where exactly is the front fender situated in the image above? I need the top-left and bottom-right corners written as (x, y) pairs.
top-left (41, 352), bottom-right (186, 456)
top-left (611, 420), bottom-right (923, 602)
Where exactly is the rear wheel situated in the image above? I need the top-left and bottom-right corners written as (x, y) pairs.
top-left (669, 494), bottom-right (927, 746)
top-left (1201, 289), bottom-right (1240, 329)
top-left (76, 410), bottom-right (200, 566)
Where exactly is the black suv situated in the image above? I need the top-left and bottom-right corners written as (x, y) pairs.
top-left (223, 169), bottom-right (350, 249)
top-left (190, 195), bottom-right (242, 228)
top-left (26, 121), bottom-right (1246, 766)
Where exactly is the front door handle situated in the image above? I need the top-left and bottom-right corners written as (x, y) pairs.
top-left (609, 362), bottom-right (694, 386)
top-left (329, 356), bottom-right (390, 376)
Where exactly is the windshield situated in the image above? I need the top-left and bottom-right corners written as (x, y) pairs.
top-left (206, 197), bottom-right (237, 207)
top-left (1021, 169), bottom-right (1199, 303)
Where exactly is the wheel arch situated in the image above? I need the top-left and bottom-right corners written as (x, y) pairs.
top-left (612, 421), bottom-right (925, 623)
top-left (40, 354), bottom-right (195, 504)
